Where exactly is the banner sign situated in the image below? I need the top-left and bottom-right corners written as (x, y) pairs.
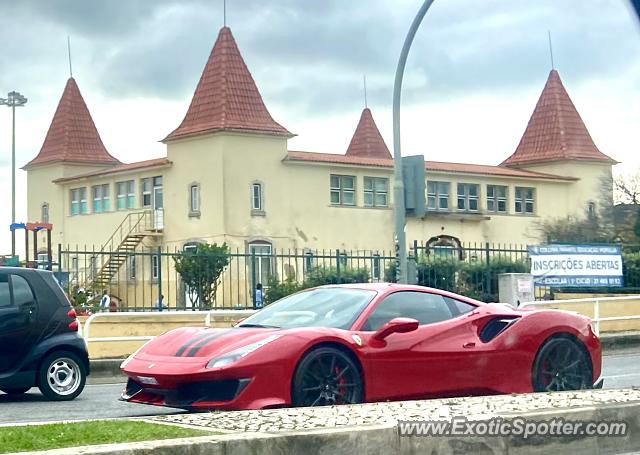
top-left (528, 244), bottom-right (623, 287)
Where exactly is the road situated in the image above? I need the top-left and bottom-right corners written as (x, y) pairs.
top-left (1, 352), bottom-right (639, 425)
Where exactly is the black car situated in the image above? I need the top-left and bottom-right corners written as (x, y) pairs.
top-left (0, 267), bottom-right (89, 400)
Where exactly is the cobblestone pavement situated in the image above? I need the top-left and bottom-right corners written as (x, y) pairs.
top-left (150, 388), bottom-right (640, 434)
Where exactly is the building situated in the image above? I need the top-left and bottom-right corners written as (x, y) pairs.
top-left (23, 26), bottom-right (617, 306)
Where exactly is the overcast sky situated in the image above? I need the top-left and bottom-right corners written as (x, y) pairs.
top-left (0, 0), bottom-right (639, 254)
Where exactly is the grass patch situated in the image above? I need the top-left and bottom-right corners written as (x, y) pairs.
top-left (0, 420), bottom-right (211, 453)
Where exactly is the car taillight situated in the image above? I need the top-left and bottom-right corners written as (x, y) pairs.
top-left (67, 309), bottom-right (78, 331)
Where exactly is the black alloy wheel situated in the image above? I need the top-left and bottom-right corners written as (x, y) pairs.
top-left (532, 337), bottom-right (592, 392)
top-left (291, 347), bottom-right (363, 407)
top-left (1, 387), bottom-right (31, 395)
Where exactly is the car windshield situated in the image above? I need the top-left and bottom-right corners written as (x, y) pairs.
top-left (238, 288), bottom-right (376, 330)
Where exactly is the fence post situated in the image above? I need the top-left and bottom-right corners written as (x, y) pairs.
top-left (57, 244), bottom-right (62, 275)
top-left (336, 249), bottom-right (341, 282)
top-left (485, 242), bottom-right (491, 299)
top-left (157, 246), bottom-right (162, 312)
top-left (413, 240), bottom-right (418, 259)
top-left (251, 249), bottom-right (257, 309)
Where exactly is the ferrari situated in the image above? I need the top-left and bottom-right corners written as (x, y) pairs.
top-left (120, 283), bottom-right (602, 410)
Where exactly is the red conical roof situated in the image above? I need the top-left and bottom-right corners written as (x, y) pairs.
top-left (24, 78), bottom-right (119, 168)
top-left (164, 27), bottom-right (290, 141)
top-left (502, 70), bottom-right (616, 167)
top-left (345, 108), bottom-right (391, 159)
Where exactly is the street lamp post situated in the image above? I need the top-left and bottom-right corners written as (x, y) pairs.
top-left (392, 0), bottom-right (435, 283)
top-left (1, 91), bottom-right (28, 257)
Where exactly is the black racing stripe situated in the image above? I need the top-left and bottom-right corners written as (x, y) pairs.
top-left (175, 331), bottom-right (216, 357)
top-left (186, 329), bottom-right (233, 357)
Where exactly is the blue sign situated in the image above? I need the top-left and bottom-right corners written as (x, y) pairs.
top-left (528, 244), bottom-right (624, 288)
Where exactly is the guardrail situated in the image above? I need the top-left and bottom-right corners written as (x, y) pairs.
top-left (520, 295), bottom-right (640, 335)
top-left (81, 310), bottom-right (257, 344)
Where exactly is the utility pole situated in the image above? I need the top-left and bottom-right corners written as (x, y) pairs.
top-left (392, 0), bottom-right (435, 283)
top-left (1, 91), bottom-right (28, 257)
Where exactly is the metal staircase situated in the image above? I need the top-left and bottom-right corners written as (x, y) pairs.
top-left (85, 211), bottom-right (159, 288)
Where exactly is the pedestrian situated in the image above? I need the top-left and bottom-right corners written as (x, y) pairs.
top-left (99, 290), bottom-right (110, 312)
top-left (156, 294), bottom-right (167, 311)
top-left (255, 283), bottom-right (263, 309)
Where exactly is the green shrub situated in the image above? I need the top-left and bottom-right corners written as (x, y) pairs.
top-left (623, 252), bottom-right (640, 288)
top-left (264, 277), bottom-right (305, 305)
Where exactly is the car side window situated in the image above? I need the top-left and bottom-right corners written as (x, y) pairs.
top-left (444, 296), bottom-right (476, 316)
top-left (363, 291), bottom-right (454, 331)
top-left (0, 274), bottom-right (10, 308)
top-left (11, 275), bottom-right (35, 307)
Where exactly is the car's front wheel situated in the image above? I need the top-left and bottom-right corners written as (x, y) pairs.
top-left (37, 351), bottom-right (87, 401)
top-left (291, 347), bottom-right (363, 407)
top-left (532, 336), bottom-right (592, 392)
top-left (1, 387), bottom-right (31, 395)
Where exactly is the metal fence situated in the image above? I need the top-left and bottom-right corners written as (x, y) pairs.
top-left (55, 241), bottom-right (640, 311)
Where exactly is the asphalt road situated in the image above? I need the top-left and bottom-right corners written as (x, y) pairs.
top-left (1, 352), bottom-right (639, 425)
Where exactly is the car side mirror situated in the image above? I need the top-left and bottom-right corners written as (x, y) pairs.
top-left (373, 317), bottom-right (419, 341)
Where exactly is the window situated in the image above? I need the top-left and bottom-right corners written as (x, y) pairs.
top-left (363, 291), bottom-right (454, 331)
top-left (372, 253), bottom-right (381, 280)
top-left (444, 296), bottom-right (476, 315)
top-left (117, 180), bottom-right (135, 210)
top-left (37, 253), bottom-right (48, 270)
top-left (89, 256), bottom-right (97, 280)
top-left (141, 178), bottom-right (152, 207)
top-left (151, 255), bottom-right (159, 281)
top-left (587, 201), bottom-right (597, 220)
top-left (249, 242), bottom-right (272, 285)
top-left (0, 274), bottom-right (10, 307)
top-left (251, 183), bottom-right (263, 212)
top-left (304, 251), bottom-right (315, 272)
top-left (12, 275), bottom-right (35, 306)
top-left (71, 257), bottom-right (79, 283)
top-left (190, 183), bottom-right (200, 215)
top-left (457, 183), bottom-right (479, 211)
top-left (363, 177), bottom-right (388, 207)
top-left (515, 187), bottom-right (535, 214)
top-left (70, 188), bottom-right (87, 215)
top-left (330, 175), bottom-right (356, 206)
top-left (41, 203), bottom-right (49, 223)
top-left (487, 185), bottom-right (507, 213)
top-left (127, 256), bottom-right (136, 281)
top-left (92, 184), bottom-right (110, 213)
top-left (427, 181), bottom-right (450, 211)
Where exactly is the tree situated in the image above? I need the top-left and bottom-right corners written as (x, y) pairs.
top-left (615, 171), bottom-right (640, 204)
top-left (173, 243), bottom-right (230, 310)
top-left (537, 213), bottom-right (615, 244)
top-left (613, 171), bottom-right (640, 243)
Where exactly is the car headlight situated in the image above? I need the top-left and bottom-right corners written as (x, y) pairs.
top-left (206, 334), bottom-right (281, 369)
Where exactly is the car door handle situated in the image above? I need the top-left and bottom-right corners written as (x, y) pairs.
top-left (463, 342), bottom-right (476, 348)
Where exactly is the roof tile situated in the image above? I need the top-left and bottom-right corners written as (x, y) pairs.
top-left (164, 27), bottom-right (290, 141)
top-left (24, 78), bottom-right (120, 168)
top-left (502, 70), bottom-right (616, 166)
top-left (345, 108), bottom-right (391, 159)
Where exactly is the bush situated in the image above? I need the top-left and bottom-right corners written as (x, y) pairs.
top-left (264, 277), bottom-right (305, 305)
top-left (623, 252), bottom-right (640, 288)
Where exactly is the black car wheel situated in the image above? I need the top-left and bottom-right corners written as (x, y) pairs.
top-left (532, 336), bottom-right (592, 392)
top-left (38, 351), bottom-right (87, 401)
top-left (291, 347), bottom-right (363, 407)
top-left (1, 387), bottom-right (31, 395)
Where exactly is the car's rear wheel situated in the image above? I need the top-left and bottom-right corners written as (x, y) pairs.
top-left (291, 347), bottom-right (363, 407)
top-left (37, 351), bottom-right (87, 401)
top-left (1, 387), bottom-right (31, 395)
top-left (532, 336), bottom-right (592, 392)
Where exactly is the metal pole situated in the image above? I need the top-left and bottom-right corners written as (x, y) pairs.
top-left (393, 0), bottom-right (436, 283)
top-left (11, 104), bottom-right (16, 257)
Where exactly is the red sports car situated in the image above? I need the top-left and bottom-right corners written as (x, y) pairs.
top-left (120, 283), bottom-right (602, 410)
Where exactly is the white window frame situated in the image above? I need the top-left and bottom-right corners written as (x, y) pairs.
top-left (252, 183), bottom-right (263, 211)
top-left (70, 187), bottom-right (87, 215)
top-left (117, 180), bottom-right (135, 210)
top-left (457, 183), bottom-right (479, 212)
top-left (151, 255), bottom-right (159, 281)
top-left (92, 184), bottom-right (110, 213)
top-left (363, 177), bottom-right (388, 207)
top-left (41, 203), bottom-right (49, 223)
top-left (189, 183), bottom-right (200, 215)
top-left (141, 178), bottom-right (152, 208)
top-left (487, 185), bottom-right (507, 213)
top-left (128, 255), bottom-right (136, 281)
top-left (515, 187), bottom-right (535, 215)
top-left (427, 181), bottom-right (450, 211)
top-left (330, 175), bottom-right (356, 206)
